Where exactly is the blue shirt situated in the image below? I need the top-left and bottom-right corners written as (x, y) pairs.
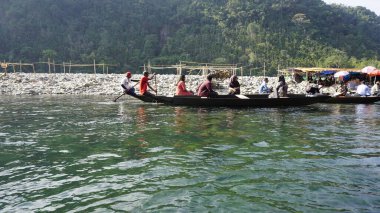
top-left (259, 82), bottom-right (271, 94)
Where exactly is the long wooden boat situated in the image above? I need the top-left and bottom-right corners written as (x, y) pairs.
top-left (131, 93), bottom-right (380, 105)
top-left (144, 94), bottom-right (330, 108)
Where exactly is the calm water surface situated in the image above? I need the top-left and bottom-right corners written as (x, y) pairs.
top-left (0, 95), bottom-right (379, 212)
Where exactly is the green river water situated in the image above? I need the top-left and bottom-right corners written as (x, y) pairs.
top-left (0, 95), bottom-right (379, 212)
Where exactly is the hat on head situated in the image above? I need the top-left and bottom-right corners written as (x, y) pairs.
top-left (126, 71), bottom-right (132, 78)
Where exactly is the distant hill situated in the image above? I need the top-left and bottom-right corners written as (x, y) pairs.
top-left (1, 0), bottom-right (379, 74)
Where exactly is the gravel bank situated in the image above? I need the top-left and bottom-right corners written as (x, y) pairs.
top-left (0, 73), bottom-right (338, 96)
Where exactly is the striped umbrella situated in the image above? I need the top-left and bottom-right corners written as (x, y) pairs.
top-left (368, 69), bottom-right (380, 77)
top-left (361, 66), bottom-right (377, 74)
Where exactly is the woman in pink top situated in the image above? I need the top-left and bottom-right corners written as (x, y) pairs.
top-left (175, 75), bottom-right (193, 96)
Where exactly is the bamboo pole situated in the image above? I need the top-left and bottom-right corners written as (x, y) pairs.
top-left (69, 61), bottom-right (71, 73)
top-left (48, 58), bottom-right (51, 74)
top-left (63, 62), bottom-right (66, 74)
top-left (53, 60), bottom-right (56, 73)
top-left (263, 62), bottom-right (266, 77)
top-left (19, 60), bottom-right (22, 73)
top-left (93, 59), bottom-right (96, 74)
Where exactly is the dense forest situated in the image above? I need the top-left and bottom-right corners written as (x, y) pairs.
top-left (1, 0), bottom-right (380, 74)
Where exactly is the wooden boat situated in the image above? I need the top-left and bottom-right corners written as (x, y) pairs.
top-left (287, 94), bottom-right (380, 104)
top-left (143, 94), bottom-right (330, 107)
top-left (131, 93), bottom-right (380, 105)
top-left (321, 96), bottom-right (380, 104)
top-left (131, 94), bottom-right (161, 103)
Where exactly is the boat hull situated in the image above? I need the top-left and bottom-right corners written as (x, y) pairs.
top-left (322, 96), bottom-right (380, 104)
top-left (150, 95), bottom-right (329, 108)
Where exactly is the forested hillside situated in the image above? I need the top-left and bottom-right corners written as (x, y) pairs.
top-left (1, 0), bottom-right (380, 74)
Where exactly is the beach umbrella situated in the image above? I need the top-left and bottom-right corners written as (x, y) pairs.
top-left (368, 69), bottom-right (380, 77)
top-left (334, 71), bottom-right (349, 78)
top-left (361, 66), bottom-right (376, 73)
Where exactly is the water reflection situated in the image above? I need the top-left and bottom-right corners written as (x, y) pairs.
top-left (136, 107), bottom-right (147, 131)
top-left (354, 104), bottom-right (377, 127)
top-left (225, 109), bottom-right (235, 128)
top-left (174, 107), bottom-right (186, 133)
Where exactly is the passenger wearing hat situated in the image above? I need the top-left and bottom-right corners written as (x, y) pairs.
top-left (139, 71), bottom-right (157, 96)
top-left (121, 71), bottom-right (137, 96)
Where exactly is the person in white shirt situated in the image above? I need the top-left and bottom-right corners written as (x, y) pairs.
top-left (356, 81), bottom-right (370, 96)
top-left (259, 78), bottom-right (272, 94)
top-left (121, 71), bottom-right (137, 96)
top-left (371, 81), bottom-right (380, 96)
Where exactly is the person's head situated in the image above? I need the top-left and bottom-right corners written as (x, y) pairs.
top-left (207, 74), bottom-right (213, 81)
top-left (278, 75), bottom-right (285, 82)
top-left (230, 75), bottom-right (237, 83)
top-left (143, 71), bottom-right (149, 77)
top-left (126, 71), bottom-right (132, 78)
top-left (264, 78), bottom-right (268, 83)
top-left (376, 81), bottom-right (380, 85)
top-left (179, 74), bottom-right (186, 82)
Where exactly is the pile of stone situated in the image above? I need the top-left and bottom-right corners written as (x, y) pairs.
top-left (0, 73), bottom-right (338, 96)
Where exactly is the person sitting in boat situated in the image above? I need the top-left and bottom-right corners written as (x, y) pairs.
top-left (276, 75), bottom-right (288, 97)
top-left (197, 74), bottom-right (218, 97)
top-left (228, 75), bottom-right (240, 95)
top-left (306, 81), bottom-right (320, 95)
top-left (175, 74), bottom-right (194, 96)
top-left (347, 78), bottom-right (360, 93)
top-left (333, 81), bottom-right (348, 97)
top-left (121, 71), bottom-right (138, 96)
top-left (371, 81), bottom-right (380, 96)
top-left (356, 81), bottom-right (370, 97)
top-left (259, 78), bottom-right (272, 94)
top-left (139, 71), bottom-right (157, 96)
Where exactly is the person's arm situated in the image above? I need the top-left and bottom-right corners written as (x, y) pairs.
top-left (179, 82), bottom-right (187, 92)
top-left (276, 84), bottom-right (281, 92)
top-left (259, 84), bottom-right (264, 93)
top-left (206, 81), bottom-right (213, 92)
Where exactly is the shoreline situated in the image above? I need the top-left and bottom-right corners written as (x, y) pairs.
top-left (0, 73), bottom-right (338, 96)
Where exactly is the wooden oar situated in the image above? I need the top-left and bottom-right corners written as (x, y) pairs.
top-left (113, 93), bottom-right (126, 102)
top-left (236, 94), bottom-right (249, 99)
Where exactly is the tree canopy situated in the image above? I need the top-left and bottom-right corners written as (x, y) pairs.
top-left (1, 0), bottom-right (379, 74)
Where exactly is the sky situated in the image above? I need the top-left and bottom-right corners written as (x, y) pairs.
top-left (323, 0), bottom-right (380, 15)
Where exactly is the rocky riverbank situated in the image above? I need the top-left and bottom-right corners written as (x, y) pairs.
top-left (0, 73), bottom-right (338, 96)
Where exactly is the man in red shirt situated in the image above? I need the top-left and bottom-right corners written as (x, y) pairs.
top-left (139, 71), bottom-right (157, 96)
